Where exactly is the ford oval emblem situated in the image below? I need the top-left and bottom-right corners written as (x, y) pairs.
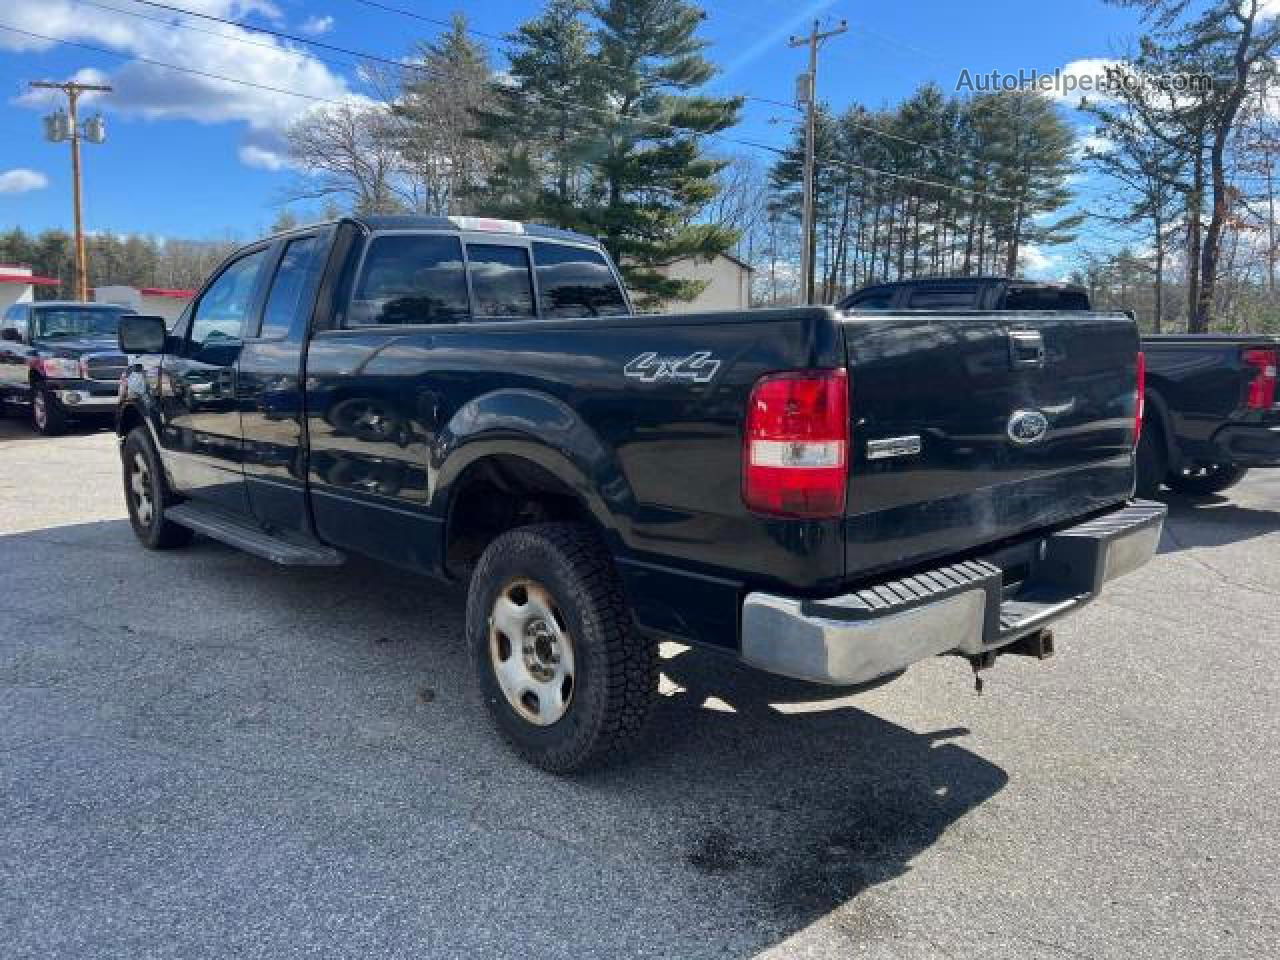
top-left (1007, 409), bottom-right (1050, 445)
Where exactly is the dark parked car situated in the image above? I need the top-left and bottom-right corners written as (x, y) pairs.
top-left (115, 217), bottom-right (1164, 772)
top-left (0, 300), bottom-right (136, 434)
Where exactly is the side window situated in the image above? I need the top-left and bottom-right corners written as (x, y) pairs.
top-left (1, 305), bottom-right (21, 341)
top-left (532, 242), bottom-right (629, 318)
top-left (191, 248), bottom-right (269, 346)
top-left (348, 234), bottom-right (469, 326)
top-left (259, 235), bottom-right (324, 339)
top-left (844, 288), bottom-right (895, 310)
top-left (467, 243), bottom-right (535, 319)
top-left (906, 287), bottom-right (980, 309)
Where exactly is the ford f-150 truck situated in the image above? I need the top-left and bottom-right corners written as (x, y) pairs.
top-left (115, 216), bottom-right (1165, 772)
top-left (0, 300), bottom-right (136, 434)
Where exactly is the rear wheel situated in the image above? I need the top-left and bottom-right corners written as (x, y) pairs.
top-left (1164, 462), bottom-right (1248, 497)
top-left (467, 523), bottom-right (656, 773)
top-left (31, 384), bottom-right (67, 436)
top-left (122, 427), bottom-right (194, 549)
top-left (1134, 418), bottom-right (1167, 499)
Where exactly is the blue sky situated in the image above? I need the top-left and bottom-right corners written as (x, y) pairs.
top-left (0, 0), bottom-right (1148, 263)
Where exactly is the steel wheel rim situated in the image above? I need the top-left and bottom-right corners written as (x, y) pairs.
top-left (130, 452), bottom-right (154, 526)
top-left (488, 578), bottom-right (576, 726)
top-left (32, 391), bottom-right (46, 429)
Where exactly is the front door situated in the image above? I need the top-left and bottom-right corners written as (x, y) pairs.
top-left (157, 245), bottom-right (271, 514)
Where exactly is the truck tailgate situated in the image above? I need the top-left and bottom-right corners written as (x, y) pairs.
top-left (841, 310), bottom-right (1140, 579)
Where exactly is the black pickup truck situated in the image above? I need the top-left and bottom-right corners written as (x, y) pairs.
top-left (1138, 335), bottom-right (1280, 497)
top-left (0, 301), bottom-right (135, 434)
top-left (115, 216), bottom-right (1164, 771)
top-left (839, 277), bottom-right (1280, 498)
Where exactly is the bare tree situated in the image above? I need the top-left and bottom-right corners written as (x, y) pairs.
top-left (286, 101), bottom-right (404, 214)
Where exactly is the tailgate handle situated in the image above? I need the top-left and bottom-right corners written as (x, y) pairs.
top-left (1008, 330), bottom-right (1045, 369)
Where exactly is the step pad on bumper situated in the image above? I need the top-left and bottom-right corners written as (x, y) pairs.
top-left (741, 500), bottom-right (1167, 686)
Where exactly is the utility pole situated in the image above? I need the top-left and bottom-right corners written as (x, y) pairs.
top-left (789, 18), bottom-right (846, 305)
top-left (30, 80), bottom-right (112, 302)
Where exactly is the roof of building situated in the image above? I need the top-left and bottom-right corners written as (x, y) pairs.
top-left (0, 272), bottom-right (59, 286)
top-left (139, 287), bottom-right (195, 298)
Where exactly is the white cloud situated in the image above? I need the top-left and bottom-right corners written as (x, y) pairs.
top-left (3, 1), bottom-right (360, 170)
top-left (0, 168), bottom-right (49, 193)
top-left (238, 145), bottom-right (289, 170)
top-left (1075, 133), bottom-right (1114, 158)
top-left (299, 15), bottom-right (334, 36)
top-left (1019, 245), bottom-right (1059, 276)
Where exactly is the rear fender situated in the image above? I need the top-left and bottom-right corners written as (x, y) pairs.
top-left (431, 388), bottom-right (637, 547)
top-left (1143, 387), bottom-right (1181, 470)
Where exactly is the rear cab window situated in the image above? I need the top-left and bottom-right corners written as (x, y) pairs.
top-left (1004, 287), bottom-right (1091, 311)
top-left (905, 287), bottom-right (981, 309)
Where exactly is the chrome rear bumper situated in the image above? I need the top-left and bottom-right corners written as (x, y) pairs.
top-left (740, 500), bottom-right (1167, 686)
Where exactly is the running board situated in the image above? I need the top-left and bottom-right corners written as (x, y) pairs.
top-left (165, 504), bottom-right (345, 567)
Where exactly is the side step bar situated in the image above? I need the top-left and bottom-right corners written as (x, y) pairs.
top-left (165, 504), bottom-right (345, 567)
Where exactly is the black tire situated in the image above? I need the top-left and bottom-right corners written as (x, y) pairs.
top-left (1164, 462), bottom-right (1248, 497)
top-left (1134, 418), bottom-right (1168, 499)
top-left (466, 523), bottom-right (656, 773)
top-left (30, 383), bottom-right (67, 436)
top-left (122, 427), bottom-right (194, 549)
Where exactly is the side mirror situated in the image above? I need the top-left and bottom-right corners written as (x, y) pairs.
top-left (119, 314), bottom-right (167, 354)
top-left (0, 328), bottom-right (20, 342)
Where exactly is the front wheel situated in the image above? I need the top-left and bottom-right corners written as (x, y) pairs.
top-left (122, 427), bottom-right (194, 549)
top-left (1164, 462), bottom-right (1248, 497)
top-left (466, 523), bottom-right (657, 773)
top-left (31, 384), bottom-right (67, 436)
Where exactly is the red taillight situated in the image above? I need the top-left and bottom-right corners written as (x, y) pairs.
top-left (743, 369), bottom-right (849, 518)
top-left (1244, 347), bottom-right (1277, 410)
top-left (1134, 351), bottom-right (1146, 446)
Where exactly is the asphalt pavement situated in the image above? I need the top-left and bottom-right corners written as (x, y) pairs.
top-left (1, 414), bottom-right (1277, 959)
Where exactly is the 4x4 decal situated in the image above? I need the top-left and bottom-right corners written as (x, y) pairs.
top-left (623, 351), bottom-right (721, 384)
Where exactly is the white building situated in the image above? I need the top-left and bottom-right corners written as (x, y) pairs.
top-left (0, 264), bottom-right (60, 313)
top-left (95, 284), bottom-right (195, 323)
top-left (651, 252), bottom-right (754, 311)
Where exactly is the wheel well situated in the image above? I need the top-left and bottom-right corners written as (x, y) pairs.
top-left (117, 404), bottom-right (145, 438)
top-left (445, 455), bottom-right (599, 578)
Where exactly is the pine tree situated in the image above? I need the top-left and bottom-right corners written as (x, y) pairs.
top-left (392, 13), bottom-right (496, 215)
top-left (584, 0), bottom-right (742, 305)
top-left (470, 0), bottom-right (603, 227)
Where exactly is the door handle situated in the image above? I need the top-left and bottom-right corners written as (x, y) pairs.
top-left (1008, 330), bottom-right (1045, 369)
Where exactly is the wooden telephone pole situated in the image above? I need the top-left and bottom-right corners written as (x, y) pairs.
top-left (30, 80), bottom-right (113, 303)
top-left (789, 19), bottom-right (847, 305)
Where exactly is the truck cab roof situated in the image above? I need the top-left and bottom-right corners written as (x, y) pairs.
top-left (839, 276), bottom-right (1090, 312)
top-left (272, 215), bottom-right (602, 249)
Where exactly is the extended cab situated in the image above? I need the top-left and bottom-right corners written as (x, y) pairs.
top-left (0, 301), bottom-right (136, 434)
top-left (116, 217), bottom-right (1165, 772)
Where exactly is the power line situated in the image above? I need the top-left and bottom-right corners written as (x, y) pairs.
top-left (0, 20), bottom-right (1030, 208)
top-left (79, 0), bottom-right (1035, 197)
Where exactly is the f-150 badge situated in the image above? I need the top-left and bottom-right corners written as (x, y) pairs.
top-left (624, 351), bottom-right (721, 383)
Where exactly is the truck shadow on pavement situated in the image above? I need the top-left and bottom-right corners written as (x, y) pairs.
top-left (1156, 493), bottom-right (1280, 553)
top-left (1, 519), bottom-right (1008, 957)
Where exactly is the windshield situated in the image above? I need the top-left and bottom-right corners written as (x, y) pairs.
top-left (32, 307), bottom-right (132, 339)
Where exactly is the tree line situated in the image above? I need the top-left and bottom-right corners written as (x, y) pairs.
top-left (7, 0), bottom-right (1277, 329)
top-left (0, 227), bottom-right (238, 296)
